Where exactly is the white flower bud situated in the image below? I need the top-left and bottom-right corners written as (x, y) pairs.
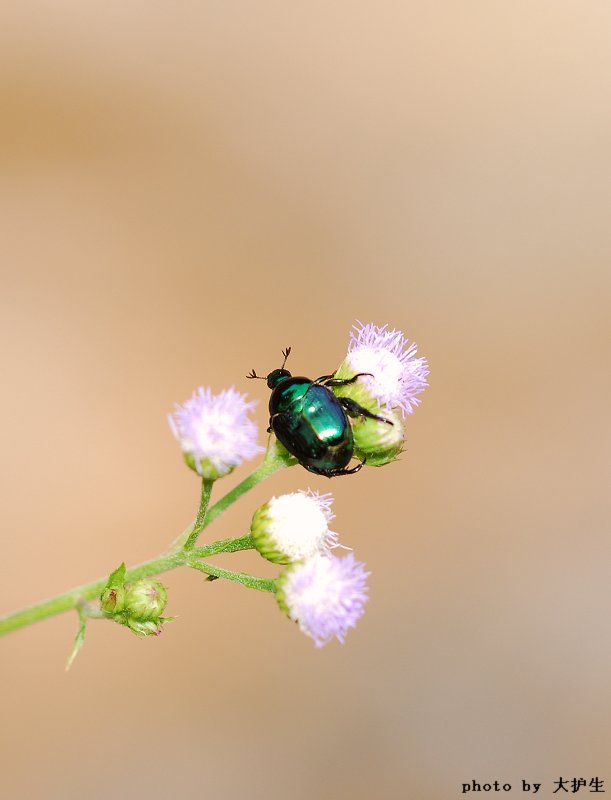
top-left (251, 490), bottom-right (340, 564)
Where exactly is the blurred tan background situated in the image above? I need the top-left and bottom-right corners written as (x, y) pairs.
top-left (1, 3), bottom-right (610, 799)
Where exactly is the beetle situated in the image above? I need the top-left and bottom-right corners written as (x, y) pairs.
top-left (247, 347), bottom-right (393, 477)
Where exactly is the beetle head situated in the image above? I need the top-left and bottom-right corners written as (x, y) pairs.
top-left (247, 347), bottom-right (292, 389)
top-left (266, 368), bottom-right (291, 389)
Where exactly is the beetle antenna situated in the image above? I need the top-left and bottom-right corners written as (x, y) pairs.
top-left (246, 368), bottom-right (266, 380)
top-left (281, 347), bottom-right (292, 369)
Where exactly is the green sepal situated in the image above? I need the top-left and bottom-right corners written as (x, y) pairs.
top-left (106, 562), bottom-right (127, 589)
top-left (250, 502), bottom-right (292, 565)
top-left (270, 439), bottom-right (295, 464)
top-left (351, 408), bottom-right (405, 466)
top-left (275, 565), bottom-right (292, 616)
top-left (100, 562), bottom-right (127, 614)
top-left (183, 452), bottom-right (233, 481)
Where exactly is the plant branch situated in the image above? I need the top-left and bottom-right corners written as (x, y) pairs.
top-left (188, 559), bottom-right (276, 593)
top-left (0, 534), bottom-right (257, 637)
top-left (0, 440), bottom-right (295, 638)
top-left (202, 440), bottom-right (296, 530)
top-left (182, 478), bottom-right (214, 550)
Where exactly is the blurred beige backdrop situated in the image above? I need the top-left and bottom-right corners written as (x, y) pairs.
top-left (1, 3), bottom-right (610, 799)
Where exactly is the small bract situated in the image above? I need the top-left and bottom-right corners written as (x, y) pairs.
top-left (126, 618), bottom-right (163, 637)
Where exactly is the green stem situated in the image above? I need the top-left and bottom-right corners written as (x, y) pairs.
top-left (0, 441), bottom-right (295, 638)
top-left (188, 559), bottom-right (276, 593)
top-left (0, 551), bottom-right (187, 637)
top-left (0, 535), bottom-right (256, 637)
top-left (203, 440), bottom-right (295, 530)
top-left (183, 478), bottom-right (214, 550)
top-left (192, 533), bottom-right (254, 557)
top-left (169, 441), bottom-right (293, 552)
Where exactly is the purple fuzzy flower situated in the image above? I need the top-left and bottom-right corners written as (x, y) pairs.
top-left (277, 553), bottom-right (369, 647)
top-left (345, 321), bottom-right (429, 416)
top-left (168, 387), bottom-right (263, 479)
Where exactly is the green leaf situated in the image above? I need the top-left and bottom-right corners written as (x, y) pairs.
top-left (65, 613), bottom-right (87, 671)
top-left (105, 562), bottom-right (126, 590)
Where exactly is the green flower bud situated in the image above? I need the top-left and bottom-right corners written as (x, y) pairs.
top-left (351, 407), bottom-right (405, 467)
top-left (124, 579), bottom-right (168, 620)
top-left (126, 618), bottom-right (163, 637)
top-left (100, 585), bottom-right (126, 614)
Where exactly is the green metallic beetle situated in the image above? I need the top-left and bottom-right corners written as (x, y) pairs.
top-left (247, 348), bottom-right (393, 477)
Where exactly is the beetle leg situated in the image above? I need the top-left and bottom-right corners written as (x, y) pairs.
top-left (339, 396), bottom-right (393, 425)
top-left (323, 372), bottom-right (374, 387)
top-left (301, 375), bottom-right (335, 403)
top-left (267, 412), bottom-right (283, 433)
top-left (307, 372), bottom-right (374, 398)
top-left (303, 460), bottom-right (365, 478)
top-left (300, 373), bottom-right (336, 402)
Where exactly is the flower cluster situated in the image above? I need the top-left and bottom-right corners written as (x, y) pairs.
top-left (1, 320), bottom-right (428, 664)
top-left (161, 321), bottom-right (427, 648)
top-left (250, 489), bottom-right (369, 646)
